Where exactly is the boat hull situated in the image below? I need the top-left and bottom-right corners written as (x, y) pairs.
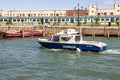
top-left (37, 41), bottom-right (107, 52)
top-left (34, 30), bottom-right (43, 36)
top-left (3, 32), bottom-right (22, 37)
top-left (23, 31), bottom-right (34, 37)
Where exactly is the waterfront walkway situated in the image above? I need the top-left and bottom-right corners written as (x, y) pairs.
top-left (0, 26), bottom-right (120, 38)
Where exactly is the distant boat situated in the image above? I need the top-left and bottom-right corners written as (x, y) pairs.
top-left (37, 29), bottom-right (107, 52)
top-left (23, 31), bottom-right (34, 37)
top-left (34, 30), bottom-right (43, 36)
top-left (2, 29), bottom-right (43, 38)
top-left (3, 30), bottom-right (22, 37)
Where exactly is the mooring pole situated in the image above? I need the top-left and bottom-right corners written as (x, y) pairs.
top-left (22, 27), bottom-right (24, 38)
top-left (104, 26), bottom-right (106, 37)
top-left (107, 28), bottom-right (109, 40)
top-left (42, 26), bottom-right (45, 37)
top-left (92, 27), bottom-right (95, 39)
top-left (54, 27), bottom-right (55, 34)
top-left (118, 26), bottom-right (119, 38)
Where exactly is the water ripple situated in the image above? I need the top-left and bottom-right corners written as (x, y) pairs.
top-left (0, 37), bottom-right (120, 80)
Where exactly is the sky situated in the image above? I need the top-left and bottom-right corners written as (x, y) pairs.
top-left (0, 0), bottom-right (120, 10)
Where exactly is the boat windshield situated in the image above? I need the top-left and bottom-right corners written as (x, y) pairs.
top-left (7, 30), bottom-right (17, 32)
top-left (52, 35), bottom-right (60, 42)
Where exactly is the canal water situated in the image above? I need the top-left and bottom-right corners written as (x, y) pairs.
top-left (0, 37), bottom-right (120, 80)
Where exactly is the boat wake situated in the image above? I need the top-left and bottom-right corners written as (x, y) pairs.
top-left (100, 49), bottom-right (120, 54)
top-left (49, 49), bottom-right (62, 52)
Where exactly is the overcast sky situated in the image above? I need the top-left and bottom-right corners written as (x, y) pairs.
top-left (0, 0), bottom-right (119, 10)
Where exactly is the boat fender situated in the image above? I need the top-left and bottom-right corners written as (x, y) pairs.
top-left (76, 48), bottom-right (81, 52)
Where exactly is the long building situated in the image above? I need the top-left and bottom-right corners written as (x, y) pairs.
top-left (0, 3), bottom-right (120, 26)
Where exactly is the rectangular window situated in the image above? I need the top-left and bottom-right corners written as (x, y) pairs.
top-left (106, 18), bottom-right (109, 21)
top-left (66, 19), bottom-right (69, 21)
top-left (104, 13), bottom-right (107, 15)
top-left (98, 13), bottom-right (100, 15)
top-left (62, 19), bottom-right (65, 21)
top-left (101, 18), bottom-right (104, 21)
top-left (50, 19), bottom-right (53, 21)
top-left (92, 11), bottom-right (94, 13)
top-left (110, 12), bottom-right (113, 15)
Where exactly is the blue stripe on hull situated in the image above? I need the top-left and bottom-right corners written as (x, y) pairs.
top-left (38, 41), bottom-right (107, 52)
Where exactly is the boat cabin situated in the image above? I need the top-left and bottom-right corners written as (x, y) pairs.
top-left (6, 30), bottom-right (20, 33)
top-left (48, 34), bottom-right (82, 43)
top-left (56, 29), bottom-right (78, 35)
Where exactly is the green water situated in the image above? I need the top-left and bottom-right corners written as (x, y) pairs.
top-left (0, 37), bottom-right (120, 80)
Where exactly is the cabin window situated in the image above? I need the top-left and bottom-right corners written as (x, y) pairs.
top-left (75, 36), bottom-right (80, 42)
top-left (61, 37), bottom-right (71, 41)
top-left (52, 35), bottom-right (60, 42)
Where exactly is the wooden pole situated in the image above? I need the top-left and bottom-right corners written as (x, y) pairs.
top-left (104, 26), bottom-right (106, 37)
top-left (22, 27), bottom-right (24, 38)
top-left (42, 26), bottom-right (45, 37)
top-left (118, 26), bottom-right (119, 38)
top-left (54, 27), bottom-right (55, 34)
top-left (0, 32), bottom-right (3, 39)
top-left (107, 28), bottom-right (109, 40)
top-left (92, 27), bottom-right (95, 39)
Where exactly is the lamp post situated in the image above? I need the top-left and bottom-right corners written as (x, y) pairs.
top-left (90, 15), bottom-right (94, 27)
top-left (77, 3), bottom-right (80, 26)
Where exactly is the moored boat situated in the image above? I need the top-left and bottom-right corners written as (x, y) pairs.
top-left (37, 29), bottom-right (107, 52)
top-left (34, 30), bottom-right (43, 36)
top-left (23, 31), bottom-right (34, 37)
top-left (3, 30), bottom-right (22, 37)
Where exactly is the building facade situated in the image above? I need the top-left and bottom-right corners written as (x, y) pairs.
top-left (89, 3), bottom-right (120, 16)
top-left (0, 3), bottom-right (120, 26)
top-left (0, 10), bottom-right (66, 17)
